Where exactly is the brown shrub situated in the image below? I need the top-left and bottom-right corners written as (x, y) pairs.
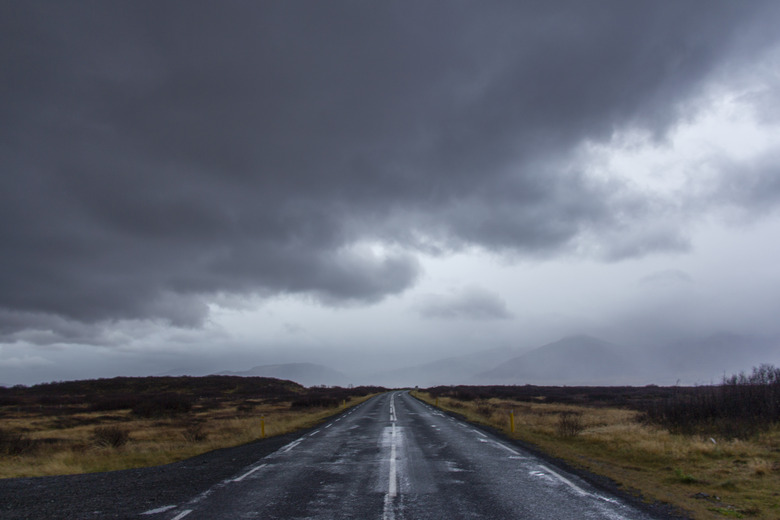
top-left (0, 428), bottom-right (38, 455)
top-left (556, 412), bottom-right (584, 437)
top-left (132, 394), bottom-right (193, 418)
top-left (181, 422), bottom-right (208, 443)
top-left (475, 400), bottom-right (495, 417)
top-left (92, 426), bottom-right (130, 448)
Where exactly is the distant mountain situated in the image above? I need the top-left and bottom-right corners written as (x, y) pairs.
top-left (218, 362), bottom-right (351, 388)
top-left (364, 346), bottom-right (522, 387)
top-left (154, 367), bottom-right (209, 377)
top-left (651, 332), bottom-right (780, 384)
top-left (477, 335), bottom-right (637, 385)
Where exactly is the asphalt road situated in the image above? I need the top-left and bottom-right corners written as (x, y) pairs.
top-left (146, 391), bottom-right (668, 520)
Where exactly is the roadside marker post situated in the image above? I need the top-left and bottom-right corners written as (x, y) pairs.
top-left (435, 398), bottom-right (439, 407)
top-left (261, 416), bottom-right (266, 438)
top-left (509, 410), bottom-right (515, 433)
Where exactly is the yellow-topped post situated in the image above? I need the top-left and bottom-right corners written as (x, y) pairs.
top-left (509, 410), bottom-right (515, 433)
top-left (261, 415), bottom-right (266, 438)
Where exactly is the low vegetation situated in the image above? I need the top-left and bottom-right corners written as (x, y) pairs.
top-left (417, 365), bottom-right (780, 520)
top-left (0, 375), bottom-right (382, 478)
top-left (644, 364), bottom-right (780, 439)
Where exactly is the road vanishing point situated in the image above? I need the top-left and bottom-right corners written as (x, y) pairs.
top-left (147, 391), bottom-right (665, 520)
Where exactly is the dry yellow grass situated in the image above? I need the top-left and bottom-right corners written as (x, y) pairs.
top-left (415, 392), bottom-right (780, 520)
top-left (0, 395), bottom-right (374, 478)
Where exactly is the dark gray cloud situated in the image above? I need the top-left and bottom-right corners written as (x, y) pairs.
top-left (1, 1), bottom-right (778, 337)
top-left (0, 310), bottom-right (102, 345)
top-left (714, 150), bottom-right (780, 215)
top-left (418, 288), bottom-right (512, 321)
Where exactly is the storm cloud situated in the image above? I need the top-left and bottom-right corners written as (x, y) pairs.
top-left (2, 1), bottom-right (780, 344)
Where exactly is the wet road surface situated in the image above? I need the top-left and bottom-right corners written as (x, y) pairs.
top-left (151, 391), bottom-right (664, 520)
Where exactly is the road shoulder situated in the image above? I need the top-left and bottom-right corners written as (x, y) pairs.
top-left (0, 408), bottom-right (354, 520)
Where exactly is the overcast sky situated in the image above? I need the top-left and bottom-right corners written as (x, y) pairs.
top-left (2, 1), bottom-right (780, 386)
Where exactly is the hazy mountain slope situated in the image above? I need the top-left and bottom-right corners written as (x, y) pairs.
top-left (477, 335), bottom-right (637, 385)
top-left (363, 346), bottom-right (521, 387)
top-left (218, 362), bottom-right (350, 388)
top-left (650, 333), bottom-right (780, 384)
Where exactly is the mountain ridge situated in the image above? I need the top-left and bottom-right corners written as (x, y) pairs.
top-left (217, 362), bottom-right (350, 388)
top-left (476, 335), bottom-right (638, 385)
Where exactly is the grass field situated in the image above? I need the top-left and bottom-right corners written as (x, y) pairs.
top-left (0, 376), bottom-right (380, 478)
top-left (414, 391), bottom-right (780, 520)
top-left (4, 375), bottom-right (778, 519)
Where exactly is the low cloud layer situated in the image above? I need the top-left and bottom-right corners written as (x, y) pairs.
top-left (2, 1), bottom-right (780, 348)
top-left (418, 288), bottom-right (512, 321)
top-left (639, 270), bottom-right (694, 287)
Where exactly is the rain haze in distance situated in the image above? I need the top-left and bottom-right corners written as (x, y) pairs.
top-left (2, 1), bottom-right (780, 386)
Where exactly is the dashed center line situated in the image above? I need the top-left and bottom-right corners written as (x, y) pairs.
top-left (389, 394), bottom-right (397, 422)
top-left (383, 393), bottom-right (398, 520)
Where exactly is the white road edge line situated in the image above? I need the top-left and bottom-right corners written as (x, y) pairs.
top-left (538, 464), bottom-right (588, 496)
top-left (477, 437), bottom-right (521, 455)
top-left (281, 439), bottom-right (303, 453)
top-left (166, 398), bottom-right (371, 516)
top-left (141, 505), bottom-right (177, 515)
top-left (232, 463), bottom-right (267, 482)
top-left (494, 442), bottom-right (520, 455)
